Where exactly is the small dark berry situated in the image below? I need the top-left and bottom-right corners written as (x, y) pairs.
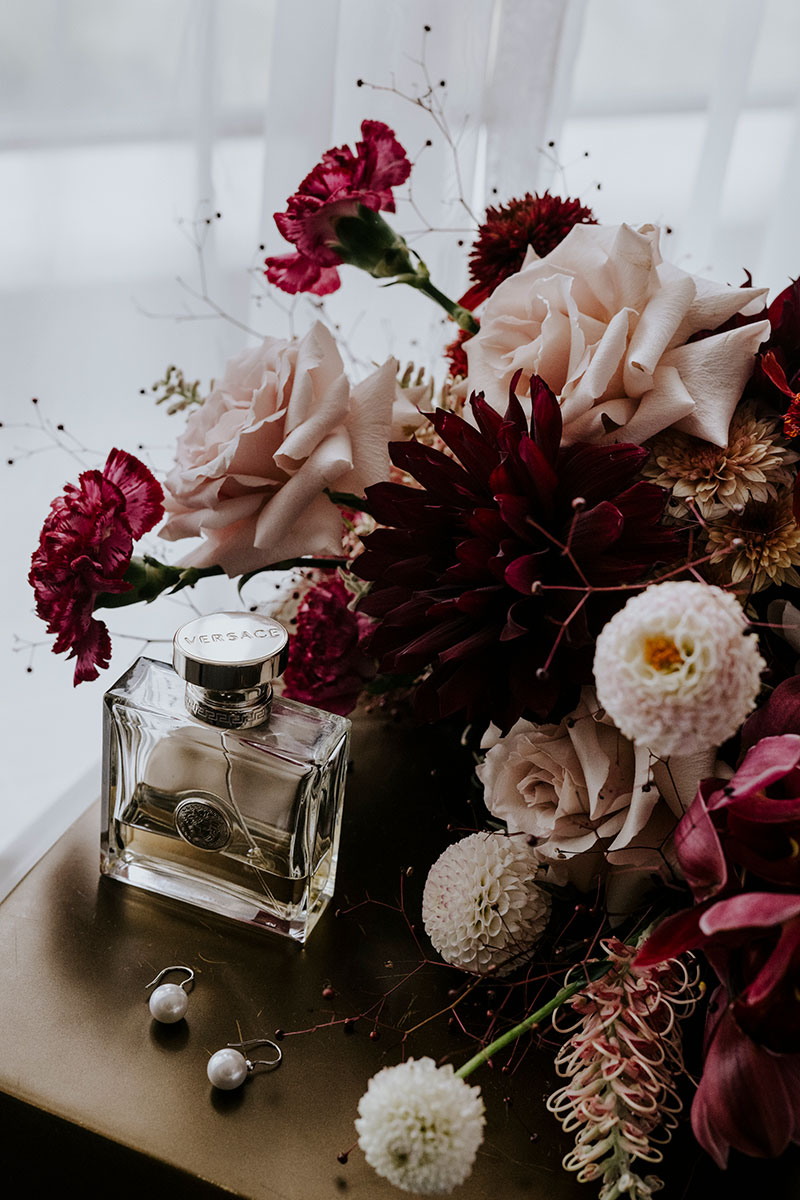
top-left (547, 140), bottom-right (555, 148)
top-left (356, 78), bottom-right (364, 87)
top-left (369, 1029), bottom-right (380, 1041)
top-left (56, 423), bottom-right (64, 431)
top-left (322, 985), bottom-right (335, 1000)
top-left (337, 1152), bottom-right (349, 1165)
top-left (274, 1028), bottom-right (285, 1040)
top-left (424, 24), bottom-right (431, 31)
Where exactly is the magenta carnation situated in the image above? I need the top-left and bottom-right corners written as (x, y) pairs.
top-left (29, 450), bottom-right (164, 684)
top-left (282, 574), bottom-right (375, 715)
top-left (265, 120), bottom-right (411, 296)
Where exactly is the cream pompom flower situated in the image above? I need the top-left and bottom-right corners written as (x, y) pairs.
top-left (593, 581), bottom-right (764, 758)
top-left (355, 1057), bottom-right (485, 1195)
top-left (422, 832), bottom-right (551, 975)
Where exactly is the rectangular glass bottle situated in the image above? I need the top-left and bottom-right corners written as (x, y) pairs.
top-left (101, 644), bottom-right (350, 943)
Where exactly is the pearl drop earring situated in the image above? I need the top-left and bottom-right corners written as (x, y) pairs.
top-left (145, 965), bottom-right (195, 1024)
top-left (207, 1038), bottom-right (282, 1090)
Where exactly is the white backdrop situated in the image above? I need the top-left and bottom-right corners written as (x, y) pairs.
top-left (2, 0), bottom-right (800, 893)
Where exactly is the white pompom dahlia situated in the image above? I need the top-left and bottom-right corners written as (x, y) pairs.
top-left (422, 832), bottom-right (551, 975)
top-left (593, 581), bottom-right (764, 758)
top-left (355, 1057), bottom-right (485, 1195)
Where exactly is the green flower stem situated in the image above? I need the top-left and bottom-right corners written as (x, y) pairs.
top-left (334, 206), bottom-right (479, 335)
top-left (454, 958), bottom-right (614, 1081)
top-left (95, 556), bottom-right (224, 609)
top-left (454, 979), bottom-right (583, 1080)
top-left (404, 274), bottom-right (479, 335)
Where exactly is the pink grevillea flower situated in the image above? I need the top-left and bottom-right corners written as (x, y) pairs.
top-left (547, 938), bottom-right (699, 1200)
top-left (282, 573), bottom-right (375, 716)
top-left (29, 450), bottom-right (164, 684)
top-left (265, 120), bottom-right (411, 296)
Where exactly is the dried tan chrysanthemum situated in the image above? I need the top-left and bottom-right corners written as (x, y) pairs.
top-left (644, 403), bottom-right (796, 518)
top-left (707, 489), bottom-right (800, 591)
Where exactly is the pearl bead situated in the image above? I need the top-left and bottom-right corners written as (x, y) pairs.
top-left (148, 982), bottom-right (189, 1024)
top-left (207, 1047), bottom-right (249, 1090)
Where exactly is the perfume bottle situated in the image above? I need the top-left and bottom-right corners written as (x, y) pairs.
top-left (101, 611), bottom-right (350, 942)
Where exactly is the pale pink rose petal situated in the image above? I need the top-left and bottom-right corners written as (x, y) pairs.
top-left (466, 222), bottom-right (769, 447)
top-left (669, 320), bottom-right (771, 445)
top-left (159, 321), bottom-right (396, 576)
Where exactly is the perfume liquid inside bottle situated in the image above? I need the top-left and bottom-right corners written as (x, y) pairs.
top-left (101, 612), bottom-right (350, 942)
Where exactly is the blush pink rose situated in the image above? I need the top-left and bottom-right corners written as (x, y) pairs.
top-left (160, 322), bottom-right (396, 576)
top-left (466, 222), bottom-right (769, 448)
top-left (477, 686), bottom-right (715, 899)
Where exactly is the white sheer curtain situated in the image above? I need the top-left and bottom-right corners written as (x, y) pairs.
top-left (2, 0), bottom-right (799, 896)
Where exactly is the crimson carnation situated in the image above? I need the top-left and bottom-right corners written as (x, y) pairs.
top-left (265, 120), bottom-right (411, 296)
top-left (460, 192), bottom-right (596, 310)
top-left (444, 327), bottom-right (473, 378)
top-left (353, 376), bottom-right (682, 731)
top-left (282, 574), bottom-right (375, 716)
top-left (29, 449), bottom-right (163, 684)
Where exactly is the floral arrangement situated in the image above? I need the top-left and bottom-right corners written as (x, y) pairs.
top-left (26, 114), bottom-right (800, 1195)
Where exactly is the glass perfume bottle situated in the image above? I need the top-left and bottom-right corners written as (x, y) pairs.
top-left (101, 611), bottom-right (350, 942)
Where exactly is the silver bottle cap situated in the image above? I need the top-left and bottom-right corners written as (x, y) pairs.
top-left (173, 611), bottom-right (289, 692)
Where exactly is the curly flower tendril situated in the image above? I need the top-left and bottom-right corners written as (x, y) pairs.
top-left (547, 939), bottom-right (700, 1200)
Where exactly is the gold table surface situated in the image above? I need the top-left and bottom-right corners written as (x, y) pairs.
top-left (0, 712), bottom-right (798, 1199)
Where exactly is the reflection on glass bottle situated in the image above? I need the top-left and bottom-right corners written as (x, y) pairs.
top-left (101, 612), bottom-right (350, 942)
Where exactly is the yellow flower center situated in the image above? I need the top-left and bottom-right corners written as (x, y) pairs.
top-left (643, 635), bottom-right (684, 672)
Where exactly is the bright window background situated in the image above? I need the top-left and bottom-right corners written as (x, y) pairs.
top-left (2, 0), bottom-right (799, 895)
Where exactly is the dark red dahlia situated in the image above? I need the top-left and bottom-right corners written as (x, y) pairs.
top-left (265, 120), bottom-right (411, 296)
top-left (29, 449), bottom-right (163, 684)
top-left (460, 192), bottom-right (596, 310)
top-left (353, 376), bottom-right (682, 731)
top-left (283, 574), bottom-right (375, 716)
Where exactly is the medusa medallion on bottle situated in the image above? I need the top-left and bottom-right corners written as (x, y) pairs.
top-left (101, 611), bottom-right (350, 942)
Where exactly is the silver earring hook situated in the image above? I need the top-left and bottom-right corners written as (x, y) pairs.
top-left (145, 965), bottom-right (195, 994)
top-left (226, 1038), bottom-right (282, 1071)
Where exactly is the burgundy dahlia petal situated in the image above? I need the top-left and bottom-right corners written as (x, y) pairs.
top-left (354, 372), bottom-right (681, 729)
